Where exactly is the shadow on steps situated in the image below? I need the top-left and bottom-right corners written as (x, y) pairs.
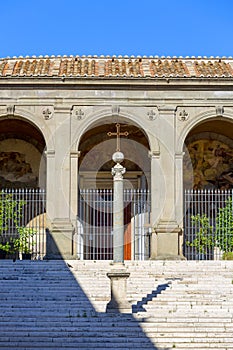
top-left (132, 283), bottom-right (171, 313)
top-left (0, 260), bottom-right (167, 350)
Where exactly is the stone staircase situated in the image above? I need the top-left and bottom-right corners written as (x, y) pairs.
top-left (0, 260), bottom-right (233, 349)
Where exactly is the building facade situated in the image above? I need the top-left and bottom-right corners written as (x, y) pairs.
top-left (0, 55), bottom-right (233, 260)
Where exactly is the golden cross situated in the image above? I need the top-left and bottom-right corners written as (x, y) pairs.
top-left (107, 123), bottom-right (129, 152)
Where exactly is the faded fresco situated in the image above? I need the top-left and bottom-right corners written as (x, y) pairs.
top-left (0, 151), bottom-right (38, 188)
top-left (184, 139), bottom-right (233, 189)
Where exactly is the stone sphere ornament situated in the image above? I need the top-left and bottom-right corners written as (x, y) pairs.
top-left (112, 151), bottom-right (124, 164)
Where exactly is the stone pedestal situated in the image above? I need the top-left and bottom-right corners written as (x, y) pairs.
top-left (151, 221), bottom-right (185, 260)
top-left (45, 220), bottom-right (76, 260)
top-left (106, 265), bottom-right (131, 314)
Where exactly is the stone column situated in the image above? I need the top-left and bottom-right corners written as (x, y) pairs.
top-left (111, 152), bottom-right (126, 263)
top-left (106, 151), bottom-right (131, 313)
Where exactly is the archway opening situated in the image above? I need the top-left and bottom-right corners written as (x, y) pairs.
top-left (0, 118), bottom-right (46, 188)
top-left (183, 118), bottom-right (233, 190)
top-left (78, 121), bottom-right (150, 189)
top-left (183, 118), bottom-right (233, 260)
top-left (0, 117), bottom-right (47, 259)
top-left (77, 120), bottom-right (151, 260)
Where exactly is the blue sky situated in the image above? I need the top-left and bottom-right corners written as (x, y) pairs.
top-left (1, 0), bottom-right (233, 58)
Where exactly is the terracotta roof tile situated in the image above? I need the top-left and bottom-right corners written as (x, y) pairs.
top-left (1, 56), bottom-right (233, 80)
top-left (150, 59), bottom-right (190, 77)
top-left (12, 59), bottom-right (52, 76)
top-left (59, 58), bottom-right (97, 76)
top-left (105, 58), bottom-right (143, 77)
top-left (0, 61), bottom-right (7, 75)
top-left (194, 60), bottom-right (233, 77)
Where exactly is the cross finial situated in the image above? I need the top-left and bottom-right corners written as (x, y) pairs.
top-left (107, 123), bottom-right (129, 152)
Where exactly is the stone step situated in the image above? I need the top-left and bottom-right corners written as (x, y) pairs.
top-left (1, 260), bottom-right (233, 350)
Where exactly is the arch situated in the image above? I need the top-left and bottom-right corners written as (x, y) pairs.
top-left (177, 109), bottom-right (233, 154)
top-left (0, 109), bottom-right (54, 150)
top-left (74, 109), bottom-right (159, 153)
top-left (76, 114), bottom-right (152, 260)
top-left (183, 116), bottom-right (233, 190)
top-left (0, 116), bottom-right (47, 188)
top-left (77, 117), bottom-right (151, 190)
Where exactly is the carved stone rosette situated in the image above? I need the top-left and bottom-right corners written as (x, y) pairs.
top-left (42, 107), bottom-right (54, 120)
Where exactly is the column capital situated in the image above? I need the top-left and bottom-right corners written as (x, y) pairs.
top-left (158, 105), bottom-right (177, 116)
top-left (54, 105), bottom-right (71, 114)
top-left (70, 150), bottom-right (81, 158)
top-left (148, 150), bottom-right (160, 159)
top-left (175, 152), bottom-right (185, 159)
top-left (111, 163), bottom-right (126, 180)
top-left (45, 150), bottom-right (55, 158)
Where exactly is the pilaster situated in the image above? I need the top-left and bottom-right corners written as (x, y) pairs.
top-left (151, 105), bottom-right (184, 260)
top-left (45, 106), bottom-right (76, 259)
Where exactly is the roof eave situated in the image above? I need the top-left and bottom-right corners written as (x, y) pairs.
top-left (1, 76), bottom-right (233, 90)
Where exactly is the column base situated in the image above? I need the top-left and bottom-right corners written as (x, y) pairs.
top-left (106, 265), bottom-right (131, 314)
top-left (151, 221), bottom-right (185, 260)
top-left (45, 219), bottom-right (76, 260)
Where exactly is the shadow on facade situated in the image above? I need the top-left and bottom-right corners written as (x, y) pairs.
top-left (0, 233), bottom-right (169, 349)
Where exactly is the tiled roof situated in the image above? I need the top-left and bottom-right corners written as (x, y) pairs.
top-left (0, 55), bottom-right (233, 79)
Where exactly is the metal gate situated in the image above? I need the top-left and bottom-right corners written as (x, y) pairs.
top-left (184, 189), bottom-right (233, 260)
top-left (0, 188), bottom-right (46, 259)
top-left (77, 189), bottom-right (151, 260)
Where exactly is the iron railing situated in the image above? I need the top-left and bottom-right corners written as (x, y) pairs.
top-left (184, 189), bottom-right (233, 260)
top-left (0, 188), bottom-right (46, 259)
top-left (78, 189), bottom-right (151, 260)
